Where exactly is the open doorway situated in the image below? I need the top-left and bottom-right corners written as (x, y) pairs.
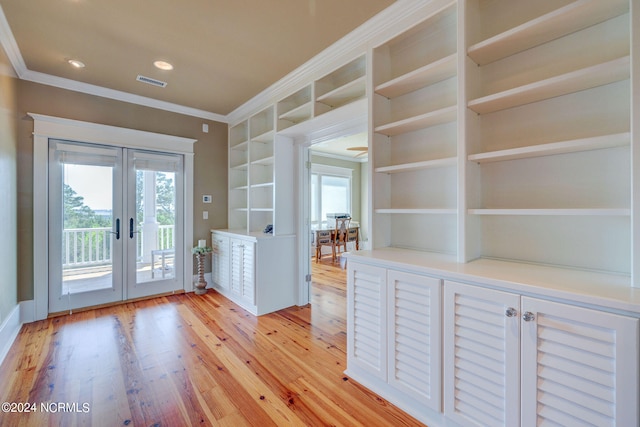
top-left (306, 131), bottom-right (369, 294)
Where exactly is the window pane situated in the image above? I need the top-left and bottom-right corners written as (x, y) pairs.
top-left (321, 175), bottom-right (349, 221)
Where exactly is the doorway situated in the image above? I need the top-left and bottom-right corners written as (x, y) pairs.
top-left (48, 140), bottom-right (184, 312)
top-left (30, 113), bottom-right (195, 321)
top-left (299, 130), bottom-right (368, 304)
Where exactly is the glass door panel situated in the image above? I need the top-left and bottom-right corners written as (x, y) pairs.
top-left (48, 141), bottom-right (123, 313)
top-left (126, 150), bottom-right (183, 299)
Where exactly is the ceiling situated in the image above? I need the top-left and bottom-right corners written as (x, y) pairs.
top-left (0, 0), bottom-right (394, 118)
top-left (310, 132), bottom-right (368, 161)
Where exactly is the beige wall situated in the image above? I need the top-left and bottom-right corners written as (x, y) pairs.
top-left (0, 45), bottom-right (18, 324)
top-left (16, 81), bottom-right (228, 301)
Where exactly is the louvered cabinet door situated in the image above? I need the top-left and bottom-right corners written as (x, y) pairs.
top-left (387, 270), bottom-right (441, 411)
top-left (444, 281), bottom-right (521, 427)
top-left (230, 239), bottom-right (242, 295)
top-left (240, 241), bottom-right (255, 303)
top-left (211, 233), bottom-right (230, 289)
top-left (521, 297), bottom-right (639, 427)
top-left (347, 262), bottom-right (387, 380)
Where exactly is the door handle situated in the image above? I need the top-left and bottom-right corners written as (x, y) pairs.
top-left (129, 218), bottom-right (138, 239)
top-left (110, 218), bottom-right (120, 240)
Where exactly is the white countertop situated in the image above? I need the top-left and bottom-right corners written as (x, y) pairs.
top-left (346, 248), bottom-right (640, 315)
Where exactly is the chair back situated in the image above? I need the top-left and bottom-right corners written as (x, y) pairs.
top-left (334, 217), bottom-right (351, 243)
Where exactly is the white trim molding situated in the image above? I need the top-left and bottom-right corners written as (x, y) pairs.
top-left (30, 113), bottom-right (196, 320)
top-left (0, 304), bottom-right (22, 366)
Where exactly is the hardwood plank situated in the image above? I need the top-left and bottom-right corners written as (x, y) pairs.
top-left (0, 262), bottom-right (425, 426)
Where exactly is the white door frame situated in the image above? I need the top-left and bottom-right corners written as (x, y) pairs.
top-left (293, 114), bottom-right (367, 306)
top-left (31, 113), bottom-right (196, 320)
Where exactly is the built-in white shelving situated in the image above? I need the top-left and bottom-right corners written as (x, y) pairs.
top-left (372, 2), bottom-right (458, 253)
top-left (467, 0), bottom-right (629, 65)
top-left (374, 157), bottom-right (457, 174)
top-left (468, 56), bottom-right (630, 114)
top-left (468, 133), bottom-right (630, 163)
top-left (374, 106), bottom-right (457, 136)
top-left (462, 0), bottom-right (632, 276)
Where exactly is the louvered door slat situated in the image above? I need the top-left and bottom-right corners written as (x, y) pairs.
top-left (387, 270), bottom-right (441, 410)
top-left (347, 263), bottom-right (386, 380)
top-left (241, 242), bottom-right (254, 302)
top-left (444, 281), bottom-right (520, 427)
top-left (521, 297), bottom-right (639, 427)
top-left (537, 352), bottom-right (613, 390)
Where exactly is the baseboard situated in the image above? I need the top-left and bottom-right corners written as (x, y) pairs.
top-left (0, 304), bottom-right (22, 366)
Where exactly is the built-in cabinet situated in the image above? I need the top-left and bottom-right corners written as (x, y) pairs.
top-left (210, 230), bottom-right (295, 316)
top-left (347, 262), bottom-right (442, 419)
top-left (222, 0), bottom-right (640, 423)
top-left (444, 280), bottom-right (639, 427)
top-left (346, 258), bottom-right (640, 427)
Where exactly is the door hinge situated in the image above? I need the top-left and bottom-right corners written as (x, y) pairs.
top-left (305, 161), bottom-right (311, 169)
top-left (305, 274), bottom-right (312, 282)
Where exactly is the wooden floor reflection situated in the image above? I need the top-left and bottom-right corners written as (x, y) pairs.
top-left (0, 259), bottom-right (425, 426)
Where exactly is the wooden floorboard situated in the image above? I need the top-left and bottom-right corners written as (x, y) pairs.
top-left (0, 259), bottom-right (425, 426)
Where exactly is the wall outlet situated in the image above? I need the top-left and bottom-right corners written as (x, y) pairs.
top-left (203, 211), bottom-right (208, 220)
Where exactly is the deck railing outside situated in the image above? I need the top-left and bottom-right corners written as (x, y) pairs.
top-left (62, 225), bottom-right (174, 268)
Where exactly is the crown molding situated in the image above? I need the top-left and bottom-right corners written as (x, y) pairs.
top-left (22, 69), bottom-right (226, 122)
top-left (0, 4), bottom-right (25, 77)
top-left (226, 0), bottom-right (444, 124)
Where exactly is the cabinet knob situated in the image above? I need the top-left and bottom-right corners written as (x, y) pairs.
top-left (522, 311), bottom-right (535, 322)
top-left (505, 307), bottom-right (518, 317)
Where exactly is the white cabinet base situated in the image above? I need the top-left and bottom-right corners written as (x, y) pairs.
top-left (210, 230), bottom-right (296, 316)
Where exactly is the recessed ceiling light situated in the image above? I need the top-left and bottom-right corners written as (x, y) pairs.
top-left (154, 60), bottom-right (174, 71)
top-left (67, 59), bottom-right (85, 68)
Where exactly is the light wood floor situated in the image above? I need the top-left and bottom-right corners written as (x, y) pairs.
top-left (0, 259), bottom-right (425, 426)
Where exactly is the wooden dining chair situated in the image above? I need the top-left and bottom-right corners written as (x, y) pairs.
top-left (315, 229), bottom-right (334, 263)
top-left (334, 217), bottom-right (351, 259)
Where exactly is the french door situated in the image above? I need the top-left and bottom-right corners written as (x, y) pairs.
top-left (48, 140), bottom-right (184, 313)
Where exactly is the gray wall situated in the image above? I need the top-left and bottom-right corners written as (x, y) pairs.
top-left (16, 80), bottom-right (228, 301)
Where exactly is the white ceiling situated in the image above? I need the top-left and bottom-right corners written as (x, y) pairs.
top-left (0, 0), bottom-right (394, 119)
top-left (310, 132), bottom-right (368, 161)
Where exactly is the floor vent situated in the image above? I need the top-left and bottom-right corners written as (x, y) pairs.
top-left (136, 75), bottom-right (167, 88)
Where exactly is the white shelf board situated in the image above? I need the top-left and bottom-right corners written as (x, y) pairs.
top-left (375, 156), bottom-right (457, 173)
top-left (468, 0), bottom-right (630, 66)
top-left (250, 182), bottom-right (274, 189)
top-left (316, 76), bottom-right (366, 107)
top-left (375, 208), bottom-right (457, 214)
top-left (250, 208), bottom-right (274, 212)
top-left (231, 185), bottom-right (248, 191)
top-left (375, 53), bottom-right (457, 99)
top-left (278, 101), bottom-right (313, 123)
top-left (251, 156), bottom-right (275, 166)
top-left (375, 105), bottom-right (457, 136)
top-left (468, 56), bottom-right (630, 115)
top-left (230, 141), bottom-right (249, 151)
top-left (468, 208), bottom-right (631, 216)
top-left (230, 162), bottom-right (248, 171)
top-left (468, 133), bottom-right (630, 163)
top-left (251, 129), bottom-right (274, 143)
